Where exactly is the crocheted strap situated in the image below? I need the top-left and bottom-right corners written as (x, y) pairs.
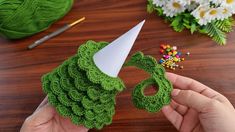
top-left (125, 52), bottom-right (173, 112)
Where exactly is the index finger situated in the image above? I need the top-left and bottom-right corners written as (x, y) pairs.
top-left (35, 96), bottom-right (48, 112)
top-left (166, 72), bottom-right (229, 103)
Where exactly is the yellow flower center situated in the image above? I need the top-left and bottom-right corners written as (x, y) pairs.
top-left (223, 9), bottom-right (228, 14)
top-left (209, 10), bottom-right (217, 15)
top-left (200, 11), bottom-right (205, 18)
top-left (173, 2), bottom-right (181, 9)
top-left (227, 0), bottom-right (234, 4)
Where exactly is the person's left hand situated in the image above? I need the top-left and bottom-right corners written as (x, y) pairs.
top-left (20, 97), bottom-right (88, 132)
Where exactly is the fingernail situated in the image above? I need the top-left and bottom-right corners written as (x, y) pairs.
top-left (162, 105), bottom-right (170, 110)
top-left (161, 105), bottom-right (170, 112)
top-left (171, 89), bottom-right (180, 97)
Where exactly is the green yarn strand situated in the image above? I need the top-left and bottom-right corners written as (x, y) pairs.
top-left (0, 0), bottom-right (73, 39)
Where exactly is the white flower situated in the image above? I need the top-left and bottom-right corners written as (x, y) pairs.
top-left (221, 0), bottom-right (235, 6)
top-left (185, 1), bottom-right (199, 11)
top-left (221, 0), bottom-right (235, 13)
top-left (162, 5), bottom-right (178, 17)
top-left (176, 0), bottom-right (190, 6)
top-left (165, 0), bottom-right (186, 15)
top-left (193, 0), bottom-right (208, 5)
top-left (205, 8), bottom-right (222, 23)
top-left (191, 4), bottom-right (211, 25)
top-left (217, 7), bottom-right (233, 20)
top-left (191, 4), bottom-right (210, 19)
top-left (152, 0), bottom-right (167, 7)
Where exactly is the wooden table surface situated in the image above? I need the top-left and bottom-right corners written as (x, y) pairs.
top-left (0, 0), bottom-right (235, 132)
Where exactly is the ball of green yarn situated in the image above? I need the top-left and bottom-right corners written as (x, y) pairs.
top-left (0, 0), bottom-right (73, 39)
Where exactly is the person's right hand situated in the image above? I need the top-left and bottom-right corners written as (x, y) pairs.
top-left (162, 73), bottom-right (235, 132)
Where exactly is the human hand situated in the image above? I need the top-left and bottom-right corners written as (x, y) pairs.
top-left (20, 97), bottom-right (88, 132)
top-left (162, 73), bottom-right (235, 132)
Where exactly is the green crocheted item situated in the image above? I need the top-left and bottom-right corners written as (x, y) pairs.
top-left (125, 52), bottom-right (173, 112)
top-left (41, 40), bottom-right (125, 129)
top-left (0, 0), bottom-right (73, 39)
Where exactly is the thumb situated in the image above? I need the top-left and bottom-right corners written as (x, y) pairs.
top-left (171, 89), bottom-right (212, 112)
top-left (26, 103), bottom-right (56, 126)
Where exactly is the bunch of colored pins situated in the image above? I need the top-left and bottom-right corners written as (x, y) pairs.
top-left (159, 44), bottom-right (190, 70)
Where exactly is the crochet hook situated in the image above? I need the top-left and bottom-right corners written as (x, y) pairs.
top-left (28, 17), bottom-right (85, 50)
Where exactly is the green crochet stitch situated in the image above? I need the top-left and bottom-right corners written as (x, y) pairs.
top-left (125, 52), bottom-right (173, 112)
top-left (41, 40), bottom-right (125, 129)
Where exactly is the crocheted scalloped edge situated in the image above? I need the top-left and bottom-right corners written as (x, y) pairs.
top-left (77, 40), bottom-right (125, 92)
top-left (125, 51), bottom-right (173, 112)
top-left (41, 40), bottom-right (125, 129)
top-left (41, 66), bottom-right (117, 129)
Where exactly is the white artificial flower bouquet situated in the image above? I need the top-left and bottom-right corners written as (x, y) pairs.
top-left (147, 0), bottom-right (235, 45)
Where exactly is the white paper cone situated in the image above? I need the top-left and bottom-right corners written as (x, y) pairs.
top-left (93, 20), bottom-right (145, 77)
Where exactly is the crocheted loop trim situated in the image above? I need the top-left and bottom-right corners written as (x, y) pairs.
top-left (41, 40), bottom-right (124, 130)
top-left (125, 52), bottom-right (173, 112)
top-left (77, 40), bottom-right (125, 91)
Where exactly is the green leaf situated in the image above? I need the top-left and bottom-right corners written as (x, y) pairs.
top-left (170, 16), bottom-right (185, 32)
top-left (183, 18), bottom-right (190, 24)
top-left (172, 23), bottom-right (185, 32)
top-left (183, 13), bottom-right (191, 18)
top-left (155, 6), bottom-right (164, 16)
top-left (214, 18), bottom-right (234, 33)
top-left (147, 4), bottom-right (154, 13)
top-left (147, 0), bottom-right (154, 13)
top-left (205, 22), bottom-right (227, 45)
top-left (171, 16), bottom-right (180, 27)
top-left (198, 28), bottom-right (207, 34)
top-left (183, 23), bottom-right (191, 29)
top-left (190, 23), bottom-right (197, 34)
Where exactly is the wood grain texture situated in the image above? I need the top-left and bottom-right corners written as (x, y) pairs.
top-left (0, 0), bottom-right (235, 131)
